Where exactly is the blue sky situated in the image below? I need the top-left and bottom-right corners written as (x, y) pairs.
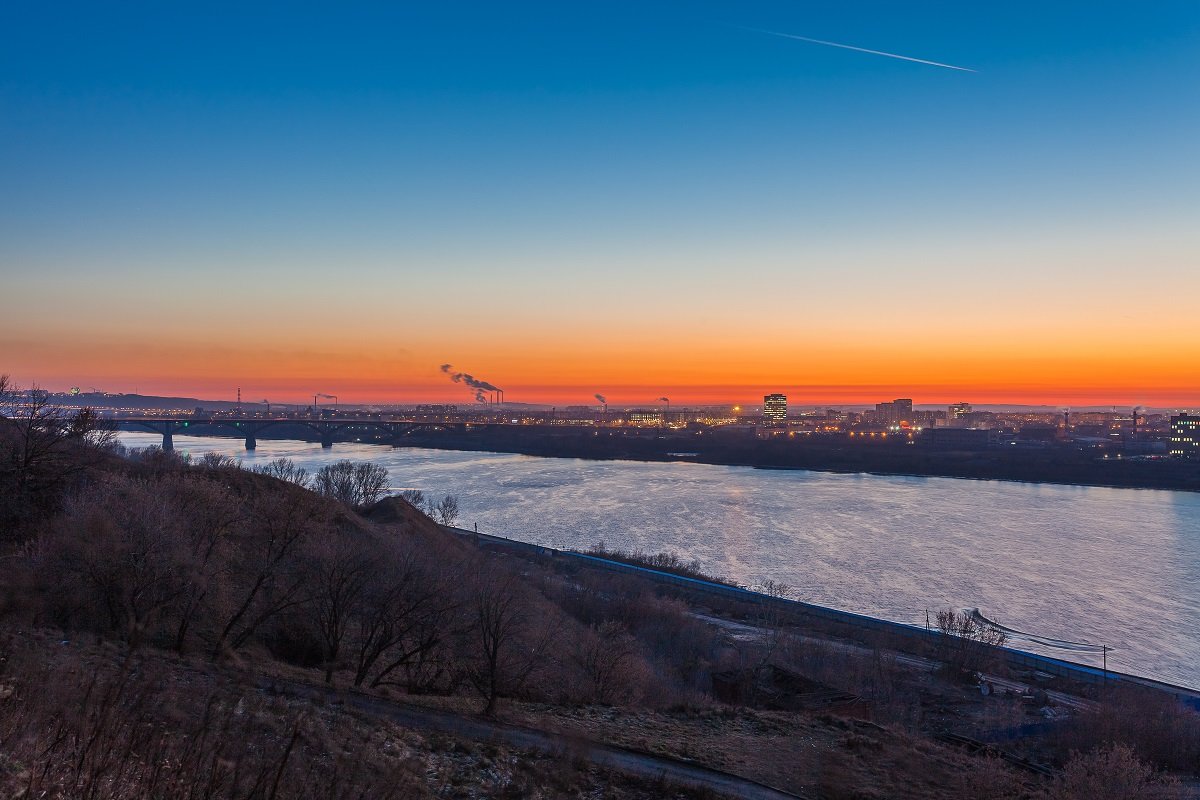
top-left (2, 2), bottom-right (1198, 403)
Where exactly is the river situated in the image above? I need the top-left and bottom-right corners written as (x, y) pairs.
top-left (117, 432), bottom-right (1200, 688)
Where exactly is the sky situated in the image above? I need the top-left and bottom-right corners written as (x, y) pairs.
top-left (2, 2), bottom-right (1198, 407)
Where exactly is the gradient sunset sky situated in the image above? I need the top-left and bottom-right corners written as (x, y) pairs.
top-left (2, 2), bottom-right (1198, 407)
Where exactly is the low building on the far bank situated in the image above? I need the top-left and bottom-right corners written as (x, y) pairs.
top-left (918, 427), bottom-right (994, 451)
top-left (1170, 414), bottom-right (1200, 459)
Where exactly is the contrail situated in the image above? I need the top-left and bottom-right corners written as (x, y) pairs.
top-left (746, 27), bottom-right (976, 73)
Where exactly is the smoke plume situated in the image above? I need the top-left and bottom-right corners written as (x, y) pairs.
top-left (440, 363), bottom-right (502, 404)
top-left (657, 397), bottom-right (669, 403)
top-left (594, 393), bottom-right (607, 404)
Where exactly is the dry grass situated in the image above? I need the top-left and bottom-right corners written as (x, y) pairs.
top-left (398, 694), bottom-right (1032, 800)
top-left (0, 632), bottom-right (724, 799)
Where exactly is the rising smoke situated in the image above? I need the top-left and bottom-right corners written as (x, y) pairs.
top-left (594, 393), bottom-right (607, 404)
top-left (440, 363), bottom-right (503, 404)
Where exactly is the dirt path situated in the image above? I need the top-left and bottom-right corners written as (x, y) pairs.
top-left (265, 679), bottom-right (809, 800)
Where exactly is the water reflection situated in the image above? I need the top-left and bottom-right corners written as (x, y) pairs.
top-left (117, 433), bottom-right (1200, 687)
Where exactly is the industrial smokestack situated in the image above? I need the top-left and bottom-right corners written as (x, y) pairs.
top-left (441, 363), bottom-right (503, 405)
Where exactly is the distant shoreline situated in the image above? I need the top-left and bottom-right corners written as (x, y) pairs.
top-left (118, 425), bottom-right (1200, 494)
top-left (402, 437), bottom-right (1200, 494)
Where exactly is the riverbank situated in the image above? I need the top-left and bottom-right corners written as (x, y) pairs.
top-left (114, 430), bottom-right (1200, 689)
top-left (448, 524), bottom-right (1200, 703)
top-left (152, 423), bottom-right (1200, 493)
top-left (400, 429), bottom-right (1200, 493)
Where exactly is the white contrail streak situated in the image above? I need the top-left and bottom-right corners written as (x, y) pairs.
top-left (746, 27), bottom-right (976, 73)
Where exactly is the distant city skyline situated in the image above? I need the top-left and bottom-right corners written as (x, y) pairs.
top-left (8, 378), bottom-right (1198, 412)
top-left (2, 3), bottom-right (1197, 405)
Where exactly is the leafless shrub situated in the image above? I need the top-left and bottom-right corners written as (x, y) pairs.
top-left (583, 544), bottom-right (734, 585)
top-left (312, 460), bottom-right (389, 508)
top-left (0, 375), bottom-right (116, 539)
top-left (199, 451), bottom-right (241, 470)
top-left (571, 620), bottom-right (643, 704)
top-left (949, 753), bottom-right (1027, 800)
top-left (549, 571), bottom-right (720, 701)
top-left (0, 643), bottom-right (423, 799)
top-left (433, 494), bottom-right (460, 526)
top-left (38, 474), bottom-right (191, 646)
top-left (253, 456), bottom-right (311, 487)
top-left (126, 444), bottom-right (190, 472)
top-left (935, 608), bottom-right (1007, 676)
top-left (1038, 743), bottom-right (1180, 800)
top-left (1051, 686), bottom-right (1200, 775)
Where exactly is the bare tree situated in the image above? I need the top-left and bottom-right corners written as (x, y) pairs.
top-left (433, 494), bottom-right (460, 526)
top-left (0, 375), bottom-right (116, 537)
top-left (753, 580), bottom-right (792, 660)
top-left (397, 488), bottom-right (425, 508)
top-left (936, 608), bottom-right (1007, 676)
top-left (466, 565), bottom-right (546, 715)
top-left (41, 475), bottom-right (191, 645)
top-left (312, 461), bottom-right (389, 509)
top-left (349, 544), bottom-right (458, 690)
top-left (212, 488), bottom-right (328, 655)
top-left (572, 621), bottom-right (640, 704)
top-left (304, 532), bottom-right (378, 683)
top-left (163, 475), bottom-right (245, 652)
top-left (253, 457), bottom-right (310, 487)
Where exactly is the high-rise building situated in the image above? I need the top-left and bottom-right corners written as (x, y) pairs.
top-left (872, 398), bottom-right (914, 423)
top-left (763, 393), bottom-right (787, 423)
top-left (1169, 414), bottom-right (1200, 459)
top-left (949, 402), bottom-right (972, 420)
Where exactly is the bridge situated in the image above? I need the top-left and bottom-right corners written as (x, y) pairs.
top-left (114, 417), bottom-right (475, 451)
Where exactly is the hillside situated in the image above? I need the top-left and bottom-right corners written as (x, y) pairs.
top-left (0, 404), bottom-right (1197, 798)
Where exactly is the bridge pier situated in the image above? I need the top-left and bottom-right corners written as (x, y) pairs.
top-left (320, 433), bottom-right (334, 449)
top-left (245, 436), bottom-right (257, 450)
top-left (162, 430), bottom-right (174, 451)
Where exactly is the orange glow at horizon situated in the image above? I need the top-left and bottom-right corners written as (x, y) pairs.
top-left (5, 332), bottom-right (1197, 408)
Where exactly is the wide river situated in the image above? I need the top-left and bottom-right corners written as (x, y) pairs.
top-left (118, 433), bottom-right (1200, 688)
